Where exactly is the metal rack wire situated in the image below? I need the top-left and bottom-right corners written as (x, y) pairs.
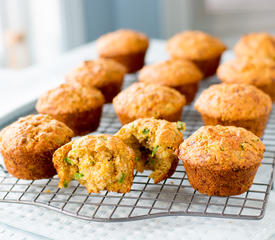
top-left (0, 75), bottom-right (274, 222)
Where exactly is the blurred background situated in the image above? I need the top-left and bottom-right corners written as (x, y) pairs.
top-left (0, 0), bottom-right (275, 69)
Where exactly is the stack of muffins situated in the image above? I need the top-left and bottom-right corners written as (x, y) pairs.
top-left (0, 29), bottom-right (273, 198)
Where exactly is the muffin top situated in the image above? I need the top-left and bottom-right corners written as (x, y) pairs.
top-left (138, 59), bottom-right (203, 86)
top-left (234, 32), bottom-right (275, 60)
top-left (178, 125), bottom-right (265, 170)
top-left (217, 57), bottom-right (275, 86)
top-left (0, 114), bottom-right (74, 154)
top-left (53, 134), bottom-right (134, 193)
top-left (167, 31), bottom-right (226, 60)
top-left (36, 84), bottom-right (104, 115)
top-left (195, 83), bottom-right (272, 120)
top-left (66, 59), bottom-right (126, 88)
top-left (96, 29), bottom-right (149, 55)
top-left (113, 83), bottom-right (186, 119)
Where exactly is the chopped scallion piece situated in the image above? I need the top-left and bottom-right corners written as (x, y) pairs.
top-left (64, 157), bottom-right (72, 165)
top-left (74, 172), bottom-right (84, 179)
top-left (151, 145), bottom-right (159, 157)
top-left (142, 128), bottom-right (150, 135)
top-left (63, 181), bottom-right (68, 188)
top-left (176, 121), bottom-right (186, 131)
top-left (118, 173), bottom-right (126, 183)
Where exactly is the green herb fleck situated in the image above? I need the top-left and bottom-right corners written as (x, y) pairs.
top-left (64, 157), bottom-right (72, 165)
top-left (135, 156), bottom-right (140, 162)
top-left (240, 143), bottom-right (245, 150)
top-left (118, 173), bottom-right (126, 183)
top-left (176, 121), bottom-right (186, 131)
top-left (151, 145), bottom-right (159, 157)
top-left (220, 146), bottom-right (224, 151)
top-left (251, 138), bottom-right (259, 143)
top-left (149, 156), bottom-right (154, 165)
top-left (74, 172), bottom-right (84, 179)
top-left (99, 136), bottom-right (106, 140)
top-left (63, 181), bottom-right (68, 188)
top-left (142, 128), bottom-right (150, 135)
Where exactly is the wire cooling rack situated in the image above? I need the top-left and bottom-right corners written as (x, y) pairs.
top-left (0, 75), bottom-right (274, 222)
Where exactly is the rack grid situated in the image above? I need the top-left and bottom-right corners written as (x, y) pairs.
top-left (0, 76), bottom-right (274, 222)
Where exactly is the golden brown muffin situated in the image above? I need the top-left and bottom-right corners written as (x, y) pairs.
top-left (178, 125), bottom-right (265, 196)
top-left (36, 84), bottom-right (104, 136)
top-left (234, 32), bottom-right (275, 60)
top-left (66, 59), bottom-right (126, 103)
top-left (217, 57), bottom-right (275, 102)
top-left (96, 29), bottom-right (149, 73)
top-left (113, 83), bottom-right (186, 125)
top-left (115, 118), bottom-right (184, 183)
top-left (52, 134), bottom-right (135, 193)
top-left (167, 31), bottom-right (226, 78)
top-left (138, 59), bottom-right (203, 104)
top-left (195, 83), bottom-right (272, 137)
top-left (0, 114), bottom-right (74, 180)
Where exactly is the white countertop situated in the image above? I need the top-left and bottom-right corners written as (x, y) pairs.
top-left (0, 40), bottom-right (275, 240)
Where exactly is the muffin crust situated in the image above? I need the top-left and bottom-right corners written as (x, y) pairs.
top-left (115, 118), bottom-right (184, 183)
top-left (113, 83), bottom-right (186, 124)
top-left (138, 59), bottom-right (203, 104)
top-left (234, 32), bottom-right (275, 60)
top-left (195, 83), bottom-right (272, 137)
top-left (66, 59), bottom-right (126, 103)
top-left (167, 31), bottom-right (226, 77)
top-left (96, 29), bottom-right (149, 55)
top-left (167, 31), bottom-right (226, 60)
top-left (36, 84), bottom-right (104, 135)
top-left (217, 57), bottom-right (275, 101)
top-left (96, 29), bottom-right (149, 73)
top-left (53, 134), bottom-right (135, 193)
top-left (0, 114), bottom-right (74, 179)
top-left (178, 125), bottom-right (265, 196)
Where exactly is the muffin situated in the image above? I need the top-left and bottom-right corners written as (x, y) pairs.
top-left (167, 31), bottom-right (226, 78)
top-left (234, 32), bottom-right (275, 60)
top-left (217, 57), bottom-right (275, 101)
top-left (0, 114), bottom-right (74, 180)
top-left (195, 83), bottom-right (272, 137)
top-left (53, 134), bottom-right (135, 193)
top-left (66, 59), bottom-right (126, 103)
top-left (115, 118), bottom-right (185, 183)
top-left (138, 59), bottom-right (203, 104)
top-left (36, 84), bottom-right (104, 136)
top-left (96, 29), bottom-right (149, 73)
top-left (178, 125), bottom-right (265, 196)
top-left (113, 83), bottom-right (186, 125)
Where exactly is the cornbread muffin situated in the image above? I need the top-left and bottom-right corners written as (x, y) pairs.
top-left (217, 57), bottom-right (275, 101)
top-left (96, 29), bottom-right (149, 73)
top-left (66, 59), bottom-right (126, 103)
top-left (167, 31), bottom-right (226, 78)
top-left (0, 114), bottom-right (74, 180)
top-left (53, 134), bottom-right (135, 193)
top-left (178, 125), bottom-right (265, 196)
top-left (113, 83), bottom-right (186, 125)
top-left (138, 59), bottom-right (203, 104)
top-left (36, 84), bottom-right (104, 136)
top-left (234, 33), bottom-right (275, 60)
top-left (195, 83), bottom-right (272, 137)
top-left (115, 118), bottom-right (185, 183)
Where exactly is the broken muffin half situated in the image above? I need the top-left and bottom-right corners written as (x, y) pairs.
top-left (115, 118), bottom-right (185, 183)
top-left (52, 134), bottom-right (135, 193)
